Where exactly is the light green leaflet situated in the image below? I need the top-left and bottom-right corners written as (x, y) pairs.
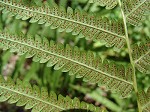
top-left (0, 76), bottom-right (103, 112)
top-left (138, 87), bottom-right (150, 112)
top-left (122, 0), bottom-right (150, 26)
top-left (0, 0), bottom-right (126, 51)
top-left (0, 31), bottom-right (133, 97)
top-left (132, 39), bottom-right (150, 74)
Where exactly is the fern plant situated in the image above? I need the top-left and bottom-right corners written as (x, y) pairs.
top-left (0, 0), bottom-right (149, 112)
top-left (0, 75), bottom-right (105, 112)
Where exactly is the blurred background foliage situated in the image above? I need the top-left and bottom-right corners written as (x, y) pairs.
top-left (0, 0), bottom-right (149, 112)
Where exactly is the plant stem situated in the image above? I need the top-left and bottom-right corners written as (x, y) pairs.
top-left (117, 0), bottom-right (142, 112)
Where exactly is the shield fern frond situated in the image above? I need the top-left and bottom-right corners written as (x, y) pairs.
top-left (0, 0), bottom-right (126, 50)
top-left (0, 76), bottom-right (103, 112)
top-left (138, 87), bottom-right (150, 112)
top-left (89, 0), bottom-right (118, 9)
top-left (0, 31), bottom-right (133, 97)
top-left (122, 0), bottom-right (150, 26)
top-left (132, 39), bottom-right (150, 74)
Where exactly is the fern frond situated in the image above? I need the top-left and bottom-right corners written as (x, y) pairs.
top-left (0, 31), bottom-right (133, 97)
top-left (0, 0), bottom-right (126, 50)
top-left (138, 87), bottom-right (150, 112)
top-left (122, 0), bottom-right (150, 26)
top-left (89, 0), bottom-right (118, 9)
top-left (0, 76), bottom-right (103, 112)
top-left (132, 40), bottom-right (150, 74)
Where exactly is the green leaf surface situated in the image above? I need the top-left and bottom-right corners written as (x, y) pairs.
top-left (0, 0), bottom-right (126, 50)
top-left (0, 31), bottom-right (133, 97)
top-left (89, 0), bottom-right (118, 9)
top-left (0, 76), bottom-right (103, 112)
top-left (132, 39), bottom-right (150, 74)
top-left (138, 87), bottom-right (150, 112)
top-left (122, 0), bottom-right (150, 26)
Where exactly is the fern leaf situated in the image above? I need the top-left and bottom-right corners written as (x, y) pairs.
top-left (0, 76), bottom-right (103, 112)
top-left (0, 31), bottom-right (133, 97)
top-left (0, 0), bottom-right (126, 50)
top-left (89, 0), bottom-right (118, 9)
top-left (132, 40), bottom-right (150, 74)
top-left (122, 0), bottom-right (150, 26)
top-left (138, 87), bottom-right (150, 112)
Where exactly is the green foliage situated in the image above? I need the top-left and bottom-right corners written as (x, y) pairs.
top-left (0, 0), bottom-right (149, 112)
top-left (132, 38), bottom-right (150, 74)
top-left (70, 84), bottom-right (123, 111)
top-left (89, 0), bottom-right (118, 9)
top-left (0, 0), bottom-right (126, 51)
top-left (0, 31), bottom-right (133, 97)
top-left (0, 75), bottom-right (103, 112)
top-left (138, 87), bottom-right (150, 112)
top-left (122, 0), bottom-right (150, 26)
